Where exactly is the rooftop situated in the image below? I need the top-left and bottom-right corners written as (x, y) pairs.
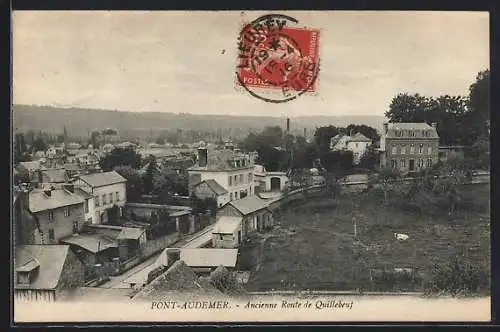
top-left (41, 169), bottom-right (67, 183)
top-left (227, 195), bottom-right (270, 215)
top-left (18, 161), bottom-right (42, 171)
top-left (384, 122), bottom-right (439, 139)
top-left (14, 245), bottom-right (71, 290)
top-left (117, 227), bottom-right (145, 240)
top-left (189, 149), bottom-right (253, 172)
top-left (194, 179), bottom-right (228, 195)
top-left (29, 188), bottom-right (85, 213)
top-left (59, 233), bottom-right (118, 253)
top-left (180, 248), bottom-right (239, 268)
top-left (77, 171), bottom-right (127, 188)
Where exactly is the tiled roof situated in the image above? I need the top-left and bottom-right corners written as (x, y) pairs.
top-left (195, 179), bottom-right (228, 195)
top-left (78, 171), bottom-right (126, 188)
top-left (213, 216), bottom-right (242, 234)
top-left (29, 188), bottom-right (85, 213)
top-left (228, 195), bottom-right (270, 215)
top-left (14, 245), bottom-right (70, 290)
top-left (59, 233), bottom-right (118, 253)
top-left (180, 249), bottom-right (239, 268)
top-left (41, 169), bottom-right (67, 183)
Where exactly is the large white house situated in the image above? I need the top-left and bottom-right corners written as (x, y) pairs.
top-left (188, 143), bottom-right (255, 206)
top-left (72, 171), bottom-right (127, 224)
top-left (330, 132), bottom-right (373, 165)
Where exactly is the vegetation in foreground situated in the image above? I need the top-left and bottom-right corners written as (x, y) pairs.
top-left (246, 183), bottom-right (490, 296)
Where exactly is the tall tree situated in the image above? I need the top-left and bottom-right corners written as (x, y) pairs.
top-left (464, 69), bottom-right (490, 145)
top-left (114, 165), bottom-right (144, 202)
top-left (345, 124), bottom-right (380, 143)
top-left (99, 147), bottom-right (142, 171)
top-left (314, 125), bottom-right (340, 155)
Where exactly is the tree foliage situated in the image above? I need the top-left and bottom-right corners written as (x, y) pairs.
top-left (114, 165), bottom-right (144, 202)
top-left (99, 147), bottom-right (143, 172)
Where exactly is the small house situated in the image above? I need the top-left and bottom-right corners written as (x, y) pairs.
top-left (212, 216), bottom-right (242, 248)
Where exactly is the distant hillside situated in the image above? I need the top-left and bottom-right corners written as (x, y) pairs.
top-left (13, 105), bottom-right (386, 141)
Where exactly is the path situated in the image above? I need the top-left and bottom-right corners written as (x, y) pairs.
top-left (98, 251), bottom-right (162, 289)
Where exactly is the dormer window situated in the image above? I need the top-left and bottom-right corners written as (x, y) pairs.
top-left (16, 259), bottom-right (40, 285)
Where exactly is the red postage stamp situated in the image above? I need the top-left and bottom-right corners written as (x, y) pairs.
top-left (235, 14), bottom-right (320, 103)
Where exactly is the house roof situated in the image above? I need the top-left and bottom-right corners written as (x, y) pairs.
top-left (350, 132), bottom-right (372, 142)
top-left (188, 149), bottom-right (252, 172)
top-left (228, 195), bottom-right (270, 215)
top-left (78, 171), bottom-right (126, 188)
top-left (384, 122), bottom-right (439, 139)
top-left (60, 233), bottom-right (118, 253)
top-left (29, 188), bottom-right (85, 213)
top-left (14, 245), bottom-right (70, 290)
top-left (117, 227), bottom-right (145, 240)
top-left (180, 249), bottom-right (239, 268)
top-left (41, 169), bottom-right (67, 183)
top-left (194, 179), bottom-right (228, 195)
top-left (213, 216), bottom-right (242, 234)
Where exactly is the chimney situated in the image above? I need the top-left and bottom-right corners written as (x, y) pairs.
top-left (198, 147), bottom-right (208, 167)
top-left (383, 122), bottom-right (388, 134)
top-left (303, 127), bottom-right (307, 138)
top-left (431, 122), bottom-right (437, 129)
top-left (44, 188), bottom-right (52, 197)
top-left (166, 248), bottom-right (181, 266)
top-left (286, 118), bottom-right (290, 133)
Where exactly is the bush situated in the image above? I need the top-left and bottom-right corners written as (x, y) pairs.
top-left (425, 256), bottom-right (490, 296)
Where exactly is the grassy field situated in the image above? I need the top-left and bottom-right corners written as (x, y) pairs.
top-left (245, 183), bottom-right (490, 292)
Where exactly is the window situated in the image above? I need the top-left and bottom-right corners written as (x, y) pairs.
top-left (48, 210), bottom-right (54, 222)
top-left (219, 234), bottom-right (224, 240)
top-left (427, 146), bottom-right (432, 155)
top-left (410, 144), bottom-right (415, 154)
top-left (48, 229), bottom-right (55, 242)
top-left (64, 207), bottom-right (70, 217)
top-left (355, 143), bottom-right (359, 148)
top-left (228, 176), bottom-right (232, 186)
top-left (400, 159), bottom-right (406, 168)
top-left (84, 199), bottom-right (89, 213)
top-left (390, 160), bottom-right (397, 169)
top-left (73, 221), bottom-right (79, 233)
top-left (230, 193), bottom-right (233, 200)
top-left (116, 192), bottom-right (120, 202)
top-left (409, 130), bottom-right (415, 137)
top-left (95, 196), bottom-right (100, 207)
top-left (234, 175), bottom-right (238, 184)
top-left (418, 144), bottom-right (424, 154)
top-left (417, 159), bottom-right (424, 167)
top-left (391, 145), bottom-right (397, 155)
top-left (102, 194), bottom-right (107, 205)
top-left (239, 174), bottom-right (244, 183)
top-left (109, 193), bottom-right (113, 204)
top-left (401, 145), bottom-right (406, 155)
top-left (235, 192), bottom-right (238, 199)
top-left (426, 158), bottom-right (432, 167)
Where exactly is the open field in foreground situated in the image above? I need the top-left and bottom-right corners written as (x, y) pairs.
top-left (245, 183), bottom-right (490, 292)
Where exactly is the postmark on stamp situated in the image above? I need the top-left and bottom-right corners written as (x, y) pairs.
top-left (235, 14), bottom-right (320, 103)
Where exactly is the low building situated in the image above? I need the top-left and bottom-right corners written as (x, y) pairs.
top-left (192, 179), bottom-right (230, 208)
top-left (438, 145), bottom-right (465, 163)
top-left (178, 248), bottom-right (239, 273)
top-left (14, 245), bottom-right (85, 302)
top-left (39, 169), bottom-right (69, 186)
top-left (124, 202), bottom-right (197, 235)
top-left (212, 216), bottom-right (243, 248)
top-left (253, 165), bottom-right (289, 193)
top-left (330, 132), bottom-right (372, 165)
top-left (16, 161), bottom-right (44, 182)
top-left (216, 195), bottom-right (273, 245)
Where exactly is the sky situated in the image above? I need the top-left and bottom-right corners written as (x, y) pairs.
top-left (12, 11), bottom-right (489, 117)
